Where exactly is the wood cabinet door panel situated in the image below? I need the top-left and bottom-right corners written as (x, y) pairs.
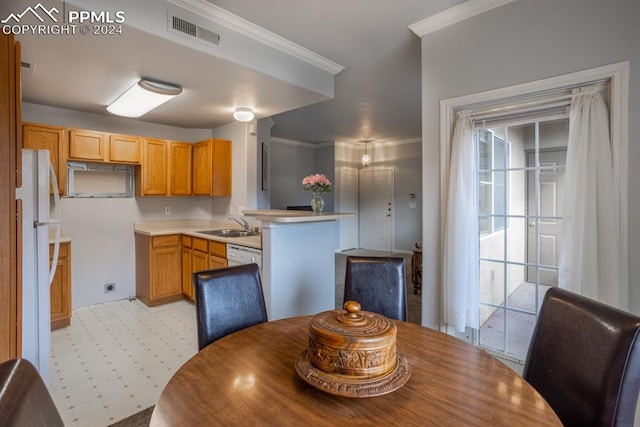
top-left (68, 129), bottom-right (105, 161)
top-left (170, 142), bottom-right (192, 195)
top-left (50, 242), bottom-right (71, 329)
top-left (142, 138), bottom-right (168, 195)
top-left (208, 241), bottom-right (226, 258)
top-left (150, 247), bottom-right (181, 298)
top-left (209, 256), bottom-right (227, 270)
top-left (109, 134), bottom-right (140, 164)
top-left (192, 141), bottom-right (211, 195)
top-left (192, 237), bottom-right (208, 253)
top-left (22, 123), bottom-right (65, 194)
top-left (211, 139), bottom-right (232, 196)
top-left (192, 250), bottom-right (209, 274)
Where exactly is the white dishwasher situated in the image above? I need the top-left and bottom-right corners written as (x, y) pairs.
top-left (227, 244), bottom-right (262, 269)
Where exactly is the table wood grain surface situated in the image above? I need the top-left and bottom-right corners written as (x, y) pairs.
top-left (150, 316), bottom-right (560, 426)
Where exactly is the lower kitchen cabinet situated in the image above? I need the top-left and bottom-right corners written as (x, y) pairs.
top-left (50, 242), bottom-right (71, 330)
top-left (135, 233), bottom-right (182, 306)
top-left (181, 236), bottom-right (228, 302)
top-left (209, 241), bottom-right (227, 269)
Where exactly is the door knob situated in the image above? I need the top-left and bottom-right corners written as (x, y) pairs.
top-left (529, 222), bottom-right (536, 227)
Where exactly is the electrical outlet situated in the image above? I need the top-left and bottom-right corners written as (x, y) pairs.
top-left (104, 282), bottom-right (116, 293)
top-left (165, 206), bottom-right (171, 215)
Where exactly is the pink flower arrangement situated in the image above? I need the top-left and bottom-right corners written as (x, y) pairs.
top-left (302, 173), bottom-right (332, 193)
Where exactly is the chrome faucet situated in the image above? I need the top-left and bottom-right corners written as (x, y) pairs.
top-left (229, 216), bottom-right (249, 231)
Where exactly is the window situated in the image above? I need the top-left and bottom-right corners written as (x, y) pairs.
top-left (479, 130), bottom-right (508, 236)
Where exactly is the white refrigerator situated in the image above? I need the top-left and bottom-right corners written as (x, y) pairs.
top-left (15, 149), bottom-right (61, 385)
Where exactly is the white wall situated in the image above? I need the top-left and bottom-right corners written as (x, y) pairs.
top-left (419, 0), bottom-right (640, 327)
top-left (210, 120), bottom-right (257, 215)
top-left (269, 138), bottom-right (334, 210)
top-left (269, 138), bottom-right (422, 252)
top-left (22, 103), bottom-right (246, 308)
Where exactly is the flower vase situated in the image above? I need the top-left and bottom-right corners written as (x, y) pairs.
top-left (311, 191), bottom-right (325, 214)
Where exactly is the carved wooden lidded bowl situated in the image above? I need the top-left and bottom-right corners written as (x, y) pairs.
top-left (295, 301), bottom-right (411, 398)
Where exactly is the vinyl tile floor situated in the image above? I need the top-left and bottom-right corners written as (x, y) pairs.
top-left (50, 250), bottom-right (422, 426)
top-left (50, 298), bottom-right (198, 427)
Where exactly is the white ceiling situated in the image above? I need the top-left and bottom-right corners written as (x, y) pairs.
top-left (6, 0), bottom-right (469, 143)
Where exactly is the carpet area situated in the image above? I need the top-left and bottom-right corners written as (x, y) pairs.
top-left (107, 406), bottom-right (154, 427)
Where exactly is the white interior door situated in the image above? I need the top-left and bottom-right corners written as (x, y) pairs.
top-left (359, 168), bottom-right (393, 251)
top-left (338, 167), bottom-right (359, 250)
top-left (526, 149), bottom-right (566, 285)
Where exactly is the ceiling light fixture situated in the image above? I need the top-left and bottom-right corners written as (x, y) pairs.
top-left (233, 107), bottom-right (255, 122)
top-left (107, 79), bottom-right (182, 118)
top-left (361, 141), bottom-right (372, 167)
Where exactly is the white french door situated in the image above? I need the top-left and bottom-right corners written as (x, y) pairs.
top-left (478, 119), bottom-right (568, 359)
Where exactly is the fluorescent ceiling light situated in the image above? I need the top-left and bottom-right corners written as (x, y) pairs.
top-left (233, 107), bottom-right (255, 122)
top-left (107, 79), bottom-right (182, 118)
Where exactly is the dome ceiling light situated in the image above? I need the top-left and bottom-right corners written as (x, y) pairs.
top-left (233, 107), bottom-right (255, 122)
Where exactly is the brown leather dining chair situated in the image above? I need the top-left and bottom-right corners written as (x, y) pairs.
top-left (0, 358), bottom-right (64, 427)
top-left (523, 287), bottom-right (640, 427)
top-left (344, 256), bottom-right (407, 321)
top-left (193, 263), bottom-right (268, 350)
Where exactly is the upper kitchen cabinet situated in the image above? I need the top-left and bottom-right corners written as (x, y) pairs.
top-left (68, 129), bottom-right (140, 164)
top-left (192, 138), bottom-right (232, 196)
top-left (169, 142), bottom-right (192, 196)
top-left (22, 122), bottom-right (66, 194)
top-left (137, 138), bottom-right (168, 196)
top-left (109, 134), bottom-right (140, 164)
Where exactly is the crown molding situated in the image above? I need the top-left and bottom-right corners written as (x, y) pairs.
top-left (336, 137), bottom-right (421, 148)
top-left (168, 0), bottom-right (345, 75)
top-left (409, 0), bottom-right (517, 37)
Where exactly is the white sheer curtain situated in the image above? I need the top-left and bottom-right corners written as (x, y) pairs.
top-left (559, 86), bottom-right (623, 308)
top-left (443, 111), bottom-right (479, 333)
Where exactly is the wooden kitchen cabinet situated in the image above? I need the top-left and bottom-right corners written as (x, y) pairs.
top-left (192, 138), bottom-right (232, 196)
top-left (137, 138), bottom-right (169, 196)
top-left (169, 142), bottom-right (192, 196)
top-left (109, 133), bottom-right (140, 164)
top-left (209, 240), bottom-right (227, 270)
top-left (22, 123), bottom-right (66, 194)
top-left (61, 128), bottom-right (141, 164)
top-left (68, 129), bottom-right (105, 161)
top-left (181, 236), bottom-right (227, 302)
top-left (50, 242), bottom-right (71, 330)
top-left (135, 233), bottom-right (182, 306)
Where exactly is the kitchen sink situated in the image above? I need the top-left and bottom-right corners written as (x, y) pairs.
top-left (196, 229), bottom-right (260, 238)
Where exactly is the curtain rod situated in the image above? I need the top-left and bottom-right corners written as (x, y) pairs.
top-left (472, 100), bottom-right (570, 122)
top-left (458, 79), bottom-right (609, 119)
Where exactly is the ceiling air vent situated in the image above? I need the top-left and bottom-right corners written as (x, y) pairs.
top-left (169, 15), bottom-right (221, 47)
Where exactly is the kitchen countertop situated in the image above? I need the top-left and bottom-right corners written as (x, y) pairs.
top-left (134, 220), bottom-right (262, 250)
top-left (49, 227), bottom-right (71, 244)
top-left (242, 209), bottom-right (354, 223)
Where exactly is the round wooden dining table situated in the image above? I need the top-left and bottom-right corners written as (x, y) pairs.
top-left (150, 316), bottom-right (560, 426)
